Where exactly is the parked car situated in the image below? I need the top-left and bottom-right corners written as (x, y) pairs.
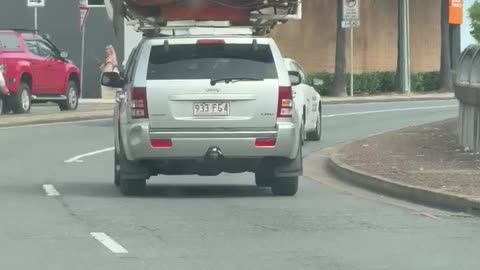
top-left (102, 32), bottom-right (303, 196)
top-left (284, 58), bottom-right (322, 143)
top-left (0, 29), bottom-right (81, 114)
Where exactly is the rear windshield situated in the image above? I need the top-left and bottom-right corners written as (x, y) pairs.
top-left (0, 34), bottom-right (21, 51)
top-left (147, 43), bottom-right (278, 80)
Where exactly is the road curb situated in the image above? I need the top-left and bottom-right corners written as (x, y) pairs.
top-left (322, 96), bottom-right (455, 105)
top-left (328, 145), bottom-right (480, 214)
top-left (0, 110), bottom-right (112, 127)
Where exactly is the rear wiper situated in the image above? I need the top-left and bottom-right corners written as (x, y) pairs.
top-left (210, 77), bottom-right (264, 86)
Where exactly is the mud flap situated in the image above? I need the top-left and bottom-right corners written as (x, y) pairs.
top-left (273, 143), bottom-right (303, 178)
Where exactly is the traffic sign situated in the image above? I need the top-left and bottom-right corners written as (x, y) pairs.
top-left (342, 20), bottom-right (360, 29)
top-left (80, 5), bottom-right (90, 32)
top-left (27, 0), bottom-right (45, 8)
top-left (342, 0), bottom-right (360, 28)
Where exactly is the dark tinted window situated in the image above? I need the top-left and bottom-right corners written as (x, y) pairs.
top-left (0, 34), bottom-right (21, 51)
top-left (88, 0), bottom-right (104, 6)
top-left (147, 43), bottom-right (278, 80)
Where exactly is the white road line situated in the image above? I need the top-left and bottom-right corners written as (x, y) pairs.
top-left (322, 105), bottom-right (457, 118)
top-left (64, 147), bottom-right (114, 163)
top-left (42, 184), bottom-right (60, 196)
top-left (90, 232), bottom-right (128, 254)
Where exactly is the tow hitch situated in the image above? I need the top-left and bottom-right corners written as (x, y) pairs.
top-left (205, 146), bottom-right (223, 161)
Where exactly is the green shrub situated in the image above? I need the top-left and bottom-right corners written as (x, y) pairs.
top-left (309, 71), bottom-right (440, 96)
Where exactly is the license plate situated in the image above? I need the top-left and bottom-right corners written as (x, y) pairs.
top-left (193, 102), bottom-right (230, 116)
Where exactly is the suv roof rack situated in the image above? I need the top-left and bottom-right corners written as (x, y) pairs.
top-left (109, 0), bottom-right (302, 37)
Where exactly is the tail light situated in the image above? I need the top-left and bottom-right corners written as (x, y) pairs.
top-left (255, 138), bottom-right (276, 148)
top-left (129, 87), bottom-right (148, 119)
top-left (277, 86), bottom-right (293, 118)
top-left (150, 139), bottom-right (173, 149)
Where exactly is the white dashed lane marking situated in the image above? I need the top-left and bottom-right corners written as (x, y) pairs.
top-left (42, 184), bottom-right (60, 196)
top-left (90, 232), bottom-right (129, 254)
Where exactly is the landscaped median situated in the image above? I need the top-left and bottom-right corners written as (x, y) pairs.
top-left (327, 119), bottom-right (480, 214)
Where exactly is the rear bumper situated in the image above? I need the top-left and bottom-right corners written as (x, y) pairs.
top-left (121, 122), bottom-right (300, 161)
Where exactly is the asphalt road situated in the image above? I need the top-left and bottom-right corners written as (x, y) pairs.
top-left (1, 99), bottom-right (478, 270)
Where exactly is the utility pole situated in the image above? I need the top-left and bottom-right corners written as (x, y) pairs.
top-left (399, 0), bottom-right (411, 94)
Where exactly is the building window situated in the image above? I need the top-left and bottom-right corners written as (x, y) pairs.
top-left (87, 0), bottom-right (105, 7)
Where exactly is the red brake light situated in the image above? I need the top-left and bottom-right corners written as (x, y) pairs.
top-left (255, 138), bottom-right (277, 148)
top-left (277, 86), bottom-right (293, 118)
top-left (129, 87), bottom-right (148, 119)
top-left (196, 39), bottom-right (225, 45)
top-left (150, 139), bottom-right (173, 149)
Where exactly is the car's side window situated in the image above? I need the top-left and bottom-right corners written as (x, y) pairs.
top-left (37, 40), bottom-right (57, 58)
top-left (124, 47), bottom-right (138, 81)
top-left (25, 40), bottom-right (40, 56)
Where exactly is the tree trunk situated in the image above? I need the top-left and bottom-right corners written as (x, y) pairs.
top-left (396, 0), bottom-right (406, 91)
top-left (440, 0), bottom-right (453, 91)
top-left (332, 0), bottom-right (347, 97)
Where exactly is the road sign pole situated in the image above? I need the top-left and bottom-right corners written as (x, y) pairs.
top-left (79, 5), bottom-right (89, 99)
top-left (350, 27), bottom-right (354, 97)
top-left (81, 28), bottom-right (85, 98)
top-left (34, 7), bottom-right (38, 31)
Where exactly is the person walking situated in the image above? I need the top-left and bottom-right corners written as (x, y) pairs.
top-left (99, 45), bottom-right (119, 99)
top-left (0, 71), bottom-right (10, 114)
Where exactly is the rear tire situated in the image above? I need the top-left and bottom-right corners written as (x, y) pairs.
top-left (271, 177), bottom-right (299, 196)
top-left (114, 150), bottom-right (120, 186)
top-left (307, 108), bottom-right (321, 141)
top-left (255, 171), bottom-right (272, 187)
top-left (300, 120), bottom-right (306, 145)
top-left (59, 80), bottom-right (79, 111)
top-left (119, 178), bottom-right (146, 196)
top-left (12, 83), bottom-right (31, 114)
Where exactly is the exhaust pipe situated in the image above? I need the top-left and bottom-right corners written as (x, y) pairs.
top-left (205, 147), bottom-right (223, 160)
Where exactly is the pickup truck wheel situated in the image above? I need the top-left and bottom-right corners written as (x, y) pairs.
top-left (59, 81), bottom-right (79, 111)
top-left (119, 178), bottom-right (146, 196)
top-left (271, 176), bottom-right (299, 196)
top-left (12, 83), bottom-right (31, 114)
top-left (307, 109), bottom-right (321, 141)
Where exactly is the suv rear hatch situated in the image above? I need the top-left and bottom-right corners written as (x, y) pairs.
top-left (144, 37), bottom-right (280, 129)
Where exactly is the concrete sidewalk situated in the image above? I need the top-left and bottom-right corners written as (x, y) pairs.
top-left (322, 92), bottom-right (455, 104)
top-left (0, 109), bottom-right (112, 127)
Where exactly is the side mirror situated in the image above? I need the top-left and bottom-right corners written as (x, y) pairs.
top-left (313, 78), bottom-right (324, 87)
top-left (60, 51), bottom-right (69, 59)
top-left (101, 72), bottom-right (125, 88)
top-left (288, 71), bottom-right (302, 86)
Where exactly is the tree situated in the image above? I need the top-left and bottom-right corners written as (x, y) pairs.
top-left (439, 0), bottom-right (453, 91)
top-left (468, 0), bottom-right (480, 43)
top-left (332, 0), bottom-right (347, 97)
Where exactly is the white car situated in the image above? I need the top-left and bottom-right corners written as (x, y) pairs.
top-left (284, 58), bottom-right (322, 143)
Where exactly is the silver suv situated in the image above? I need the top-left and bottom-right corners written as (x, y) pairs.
top-left (101, 33), bottom-right (303, 196)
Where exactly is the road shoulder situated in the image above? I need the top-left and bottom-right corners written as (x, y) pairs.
top-left (327, 119), bottom-right (480, 214)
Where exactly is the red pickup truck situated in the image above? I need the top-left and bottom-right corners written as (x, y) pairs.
top-left (0, 29), bottom-right (81, 114)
